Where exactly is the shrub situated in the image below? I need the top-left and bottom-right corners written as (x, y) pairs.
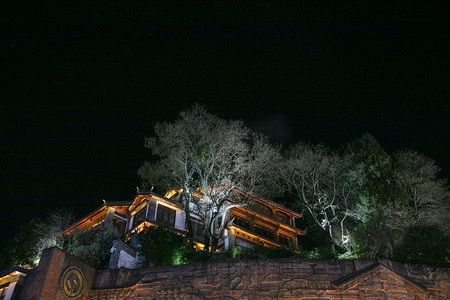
top-left (222, 245), bottom-right (300, 261)
top-left (139, 226), bottom-right (196, 266)
top-left (70, 223), bottom-right (120, 269)
top-left (393, 225), bottom-right (450, 267)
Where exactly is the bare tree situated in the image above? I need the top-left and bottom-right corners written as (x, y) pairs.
top-left (391, 150), bottom-right (450, 234)
top-left (139, 105), bottom-right (281, 251)
top-left (282, 143), bottom-right (354, 252)
top-left (35, 209), bottom-right (76, 255)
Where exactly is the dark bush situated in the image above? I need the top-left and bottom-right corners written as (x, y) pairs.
top-left (393, 225), bottom-right (450, 268)
top-left (139, 226), bottom-right (197, 266)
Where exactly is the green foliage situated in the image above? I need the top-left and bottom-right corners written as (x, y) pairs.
top-left (337, 250), bottom-right (358, 260)
top-left (305, 247), bottom-right (331, 259)
top-left (0, 212), bottom-right (119, 270)
top-left (352, 195), bottom-right (376, 224)
top-left (196, 148), bottom-right (206, 165)
top-left (346, 133), bottom-right (405, 207)
top-left (0, 211), bottom-right (76, 269)
top-left (139, 226), bottom-right (197, 266)
top-left (139, 230), bottom-right (300, 265)
top-left (297, 220), bottom-right (335, 251)
top-left (350, 220), bottom-right (386, 259)
top-left (0, 219), bottom-right (42, 268)
top-left (225, 245), bottom-right (300, 260)
top-left (184, 246), bottom-right (212, 263)
top-left (344, 134), bottom-right (406, 258)
top-left (232, 245), bottom-right (243, 258)
top-left (69, 223), bottom-right (120, 269)
top-left (393, 225), bottom-right (450, 268)
top-left (280, 132), bottom-right (448, 266)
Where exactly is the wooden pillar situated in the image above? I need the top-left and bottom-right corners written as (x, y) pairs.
top-left (249, 215), bottom-right (255, 231)
top-left (275, 225), bottom-right (280, 243)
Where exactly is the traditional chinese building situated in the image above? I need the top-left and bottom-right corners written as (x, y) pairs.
top-left (62, 189), bottom-right (305, 255)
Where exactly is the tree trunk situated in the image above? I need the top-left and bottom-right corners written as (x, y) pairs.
top-left (182, 188), bottom-right (193, 238)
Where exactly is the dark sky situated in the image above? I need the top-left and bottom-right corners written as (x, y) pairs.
top-left (1, 2), bottom-right (449, 248)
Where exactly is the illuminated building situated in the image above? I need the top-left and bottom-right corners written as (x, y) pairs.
top-left (62, 189), bottom-right (305, 257)
top-left (2, 191), bottom-right (448, 299)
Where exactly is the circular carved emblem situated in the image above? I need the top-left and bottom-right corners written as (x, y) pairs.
top-left (59, 266), bottom-right (84, 298)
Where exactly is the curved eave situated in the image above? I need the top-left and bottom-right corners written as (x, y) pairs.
top-left (232, 207), bottom-right (305, 235)
top-left (0, 266), bottom-right (29, 280)
top-left (128, 192), bottom-right (182, 213)
top-left (61, 204), bottom-right (108, 235)
top-left (235, 189), bottom-right (302, 218)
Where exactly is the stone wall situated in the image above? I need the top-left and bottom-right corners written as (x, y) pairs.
top-left (15, 247), bottom-right (449, 299)
top-left (90, 258), bottom-right (449, 299)
top-left (18, 247), bottom-right (96, 300)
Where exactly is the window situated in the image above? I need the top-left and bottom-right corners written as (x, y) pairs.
top-left (254, 224), bottom-right (275, 240)
top-left (147, 201), bottom-right (157, 221)
top-left (156, 204), bottom-right (176, 228)
top-left (278, 234), bottom-right (293, 247)
top-left (113, 218), bottom-right (127, 233)
top-left (133, 207), bottom-right (146, 227)
top-left (192, 221), bottom-right (204, 236)
top-left (251, 202), bottom-right (272, 217)
top-left (233, 215), bottom-right (250, 230)
top-left (275, 211), bottom-right (290, 225)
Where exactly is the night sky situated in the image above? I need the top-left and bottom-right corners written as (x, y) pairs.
top-left (1, 2), bottom-right (449, 248)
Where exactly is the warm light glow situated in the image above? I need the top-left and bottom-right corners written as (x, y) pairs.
top-left (229, 225), bottom-right (280, 248)
top-left (164, 189), bottom-right (182, 199)
top-left (194, 242), bottom-right (205, 251)
top-left (130, 221), bottom-right (156, 234)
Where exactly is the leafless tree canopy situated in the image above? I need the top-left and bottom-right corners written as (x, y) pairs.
top-left (392, 150), bottom-right (450, 234)
top-left (282, 143), bottom-right (354, 252)
top-left (139, 105), bottom-right (281, 251)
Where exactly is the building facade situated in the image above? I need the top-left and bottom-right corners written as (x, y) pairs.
top-left (62, 190), bottom-right (305, 256)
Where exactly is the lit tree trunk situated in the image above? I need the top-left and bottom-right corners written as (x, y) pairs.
top-left (182, 185), bottom-right (193, 237)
